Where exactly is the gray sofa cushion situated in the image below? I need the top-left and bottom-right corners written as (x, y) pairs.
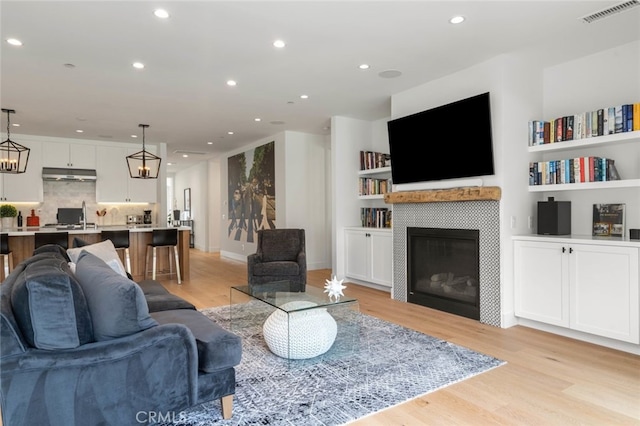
top-left (74, 251), bottom-right (157, 341)
top-left (10, 255), bottom-right (93, 350)
top-left (252, 261), bottom-right (300, 276)
top-left (138, 279), bottom-right (196, 312)
top-left (151, 309), bottom-right (242, 373)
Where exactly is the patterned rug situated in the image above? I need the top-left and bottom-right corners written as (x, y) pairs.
top-left (162, 302), bottom-right (505, 426)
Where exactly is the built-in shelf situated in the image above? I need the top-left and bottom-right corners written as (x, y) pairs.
top-left (529, 179), bottom-right (640, 192)
top-left (358, 166), bottom-right (391, 176)
top-left (528, 130), bottom-right (639, 153)
top-left (358, 194), bottom-right (385, 200)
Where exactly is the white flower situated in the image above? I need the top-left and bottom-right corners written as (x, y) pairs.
top-left (324, 275), bottom-right (346, 301)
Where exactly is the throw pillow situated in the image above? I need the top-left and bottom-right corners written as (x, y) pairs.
top-left (67, 239), bottom-right (127, 277)
top-left (73, 237), bottom-right (90, 247)
top-left (74, 251), bottom-right (157, 341)
top-left (10, 255), bottom-right (94, 349)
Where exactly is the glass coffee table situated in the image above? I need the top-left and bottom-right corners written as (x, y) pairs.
top-left (230, 281), bottom-right (360, 362)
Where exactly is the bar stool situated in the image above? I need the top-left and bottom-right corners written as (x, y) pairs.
top-left (1, 233), bottom-right (13, 281)
top-left (145, 228), bottom-right (181, 284)
top-left (101, 230), bottom-right (131, 275)
top-left (34, 232), bottom-right (69, 250)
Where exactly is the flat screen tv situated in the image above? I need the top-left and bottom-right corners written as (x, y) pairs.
top-left (387, 92), bottom-right (494, 186)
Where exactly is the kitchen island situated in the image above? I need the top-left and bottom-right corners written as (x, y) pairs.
top-left (2, 226), bottom-right (191, 282)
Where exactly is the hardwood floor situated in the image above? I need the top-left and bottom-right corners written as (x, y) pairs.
top-left (160, 249), bottom-right (640, 425)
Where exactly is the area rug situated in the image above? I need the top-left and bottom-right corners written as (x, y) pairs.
top-left (162, 302), bottom-right (505, 426)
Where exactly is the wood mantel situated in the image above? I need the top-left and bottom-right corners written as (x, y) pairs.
top-left (384, 186), bottom-right (501, 204)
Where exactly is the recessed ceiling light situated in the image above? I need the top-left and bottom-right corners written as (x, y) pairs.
top-left (273, 39), bottom-right (286, 48)
top-left (359, 64), bottom-right (370, 70)
top-left (133, 62), bottom-right (145, 69)
top-left (182, 154), bottom-right (188, 158)
top-left (6, 38), bottom-right (22, 46)
top-left (300, 95), bottom-right (309, 99)
top-left (227, 80), bottom-right (237, 86)
top-left (254, 118), bottom-right (261, 122)
top-left (207, 141), bottom-right (213, 145)
top-left (154, 9), bottom-right (169, 19)
top-left (12, 123), bottom-right (20, 127)
top-left (167, 162), bottom-right (173, 166)
top-left (75, 129), bottom-right (83, 133)
top-left (228, 131), bottom-right (234, 135)
top-left (449, 16), bottom-right (465, 24)
top-left (131, 134), bottom-right (137, 138)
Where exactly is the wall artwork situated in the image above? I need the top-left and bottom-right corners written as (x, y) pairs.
top-left (227, 141), bottom-right (276, 243)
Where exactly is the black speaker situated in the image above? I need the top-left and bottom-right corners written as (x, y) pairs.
top-left (630, 229), bottom-right (640, 240)
top-left (537, 197), bottom-right (571, 235)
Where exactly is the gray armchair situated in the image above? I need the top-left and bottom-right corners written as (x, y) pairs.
top-left (247, 229), bottom-right (307, 292)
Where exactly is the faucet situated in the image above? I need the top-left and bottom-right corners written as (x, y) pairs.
top-left (82, 200), bottom-right (87, 230)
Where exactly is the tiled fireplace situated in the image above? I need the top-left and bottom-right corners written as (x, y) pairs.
top-left (388, 189), bottom-right (501, 327)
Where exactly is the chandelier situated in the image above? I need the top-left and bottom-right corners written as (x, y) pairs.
top-left (0, 108), bottom-right (30, 174)
top-left (126, 124), bottom-right (161, 179)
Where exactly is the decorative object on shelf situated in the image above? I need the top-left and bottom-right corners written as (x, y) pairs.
top-left (0, 109), bottom-right (30, 174)
top-left (324, 275), bottom-right (346, 302)
top-left (592, 203), bottom-right (625, 237)
top-left (0, 204), bottom-right (17, 229)
top-left (537, 197), bottom-right (571, 235)
top-left (630, 229), bottom-right (640, 240)
top-left (25, 209), bottom-right (39, 227)
top-left (126, 124), bottom-right (161, 179)
top-left (96, 208), bottom-right (107, 227)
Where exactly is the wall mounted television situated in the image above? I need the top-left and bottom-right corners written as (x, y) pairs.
top-left (387, 92), bottom-right (494, 187)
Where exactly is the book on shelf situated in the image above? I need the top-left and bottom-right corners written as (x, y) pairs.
top-left (359, 151), bottom-right (390, 170)
top-left (528, 102), bottom-right (638, 147)
top-left (592, 203), bottom-right (625, 237)
top-left (360, 207), bottom-right (391, 228)
top-left (528, 156), bottom-right (620, 186)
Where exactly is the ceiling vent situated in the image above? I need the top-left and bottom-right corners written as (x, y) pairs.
top-left (173, 150), bottom-right (207, 156)
top-left (579, 0), bottom-right (640, 23)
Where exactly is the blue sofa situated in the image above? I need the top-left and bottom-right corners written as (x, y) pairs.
top-left (0, 246), bottom-right (242, 425)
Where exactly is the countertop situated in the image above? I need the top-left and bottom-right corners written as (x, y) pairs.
top-left (3, 225), bottom-right (191, 237)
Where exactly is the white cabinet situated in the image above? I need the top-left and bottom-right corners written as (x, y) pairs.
top-left (95, 145), bottom-right (157, 203)
top-left (0, 139), bottom-right (43, 202)
top-left (514, 237), bottom-right (639, 344)
top-left (43, 142), bottom-right (96, 169)
top-left (345, 227), bottom-right (392, 287)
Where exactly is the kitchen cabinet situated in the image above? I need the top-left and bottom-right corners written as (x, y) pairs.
top-left (95, 145), bottom-right (157, 203)
top-left (0, 139), bottom-right (43, 202)
top-left (43, 142), bottom-right (96, 169)
top-left (345, 227), bottom-right (392, 288)
top-left (514, 236), bottom-right (639, 344)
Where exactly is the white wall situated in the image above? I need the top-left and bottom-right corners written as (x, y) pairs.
top-left (218, 131), bottom-right (329, 270)
top-left (174, 161), bottom-right (208, 251)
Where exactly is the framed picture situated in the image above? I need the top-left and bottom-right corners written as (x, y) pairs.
top-left (184, 188), bottom-right (191, 212)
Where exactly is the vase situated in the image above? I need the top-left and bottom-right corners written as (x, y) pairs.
top-left (1, 217), bottom-right (14, 230)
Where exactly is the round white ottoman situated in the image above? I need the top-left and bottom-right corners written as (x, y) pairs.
top-left (263, 301), bottom-right (337, 359)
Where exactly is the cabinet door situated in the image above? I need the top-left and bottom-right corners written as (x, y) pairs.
top-left (514, 240), bottom-right (569, 327)
top-left (125, 147), bottom-right (158, 203)
top-left (570, 245), bottom-right (639, 343)
top-left (1, 140), bottom-right (43, 202)
top-left (345, 229), bottom-right (369, 281)
top-left (69, 144), bottom-right (96, 169)
top-left (369, 230), bottom-right (392, 287)
top-left (96, 145), bottom-right (129, 202)
top-left (43, 142), bottom-right (96, 168)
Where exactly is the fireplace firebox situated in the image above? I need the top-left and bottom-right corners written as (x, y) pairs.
top-left (407, 227), bottom-right (480, 320)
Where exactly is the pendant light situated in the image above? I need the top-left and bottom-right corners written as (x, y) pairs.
top-left (126, 124), bottom-right (161, 179)
top-left (0, 108), bottom-right (30, 174)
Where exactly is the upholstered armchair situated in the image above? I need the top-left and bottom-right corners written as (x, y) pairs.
top-left (247, 229), bottom-right (307, 292)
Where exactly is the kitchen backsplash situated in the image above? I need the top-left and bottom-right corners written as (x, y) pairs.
top-left (14, 181), bottom-right (158, 226)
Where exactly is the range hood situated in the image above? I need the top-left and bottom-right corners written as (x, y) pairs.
top-left (42, 167), bottom-right (97, 181)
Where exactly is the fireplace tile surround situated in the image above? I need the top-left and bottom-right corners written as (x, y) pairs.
top-left (390, 197), bottom-right (502, 327)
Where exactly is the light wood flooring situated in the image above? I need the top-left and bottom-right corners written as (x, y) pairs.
top-left (160, 249), bottom-right (640, 425)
